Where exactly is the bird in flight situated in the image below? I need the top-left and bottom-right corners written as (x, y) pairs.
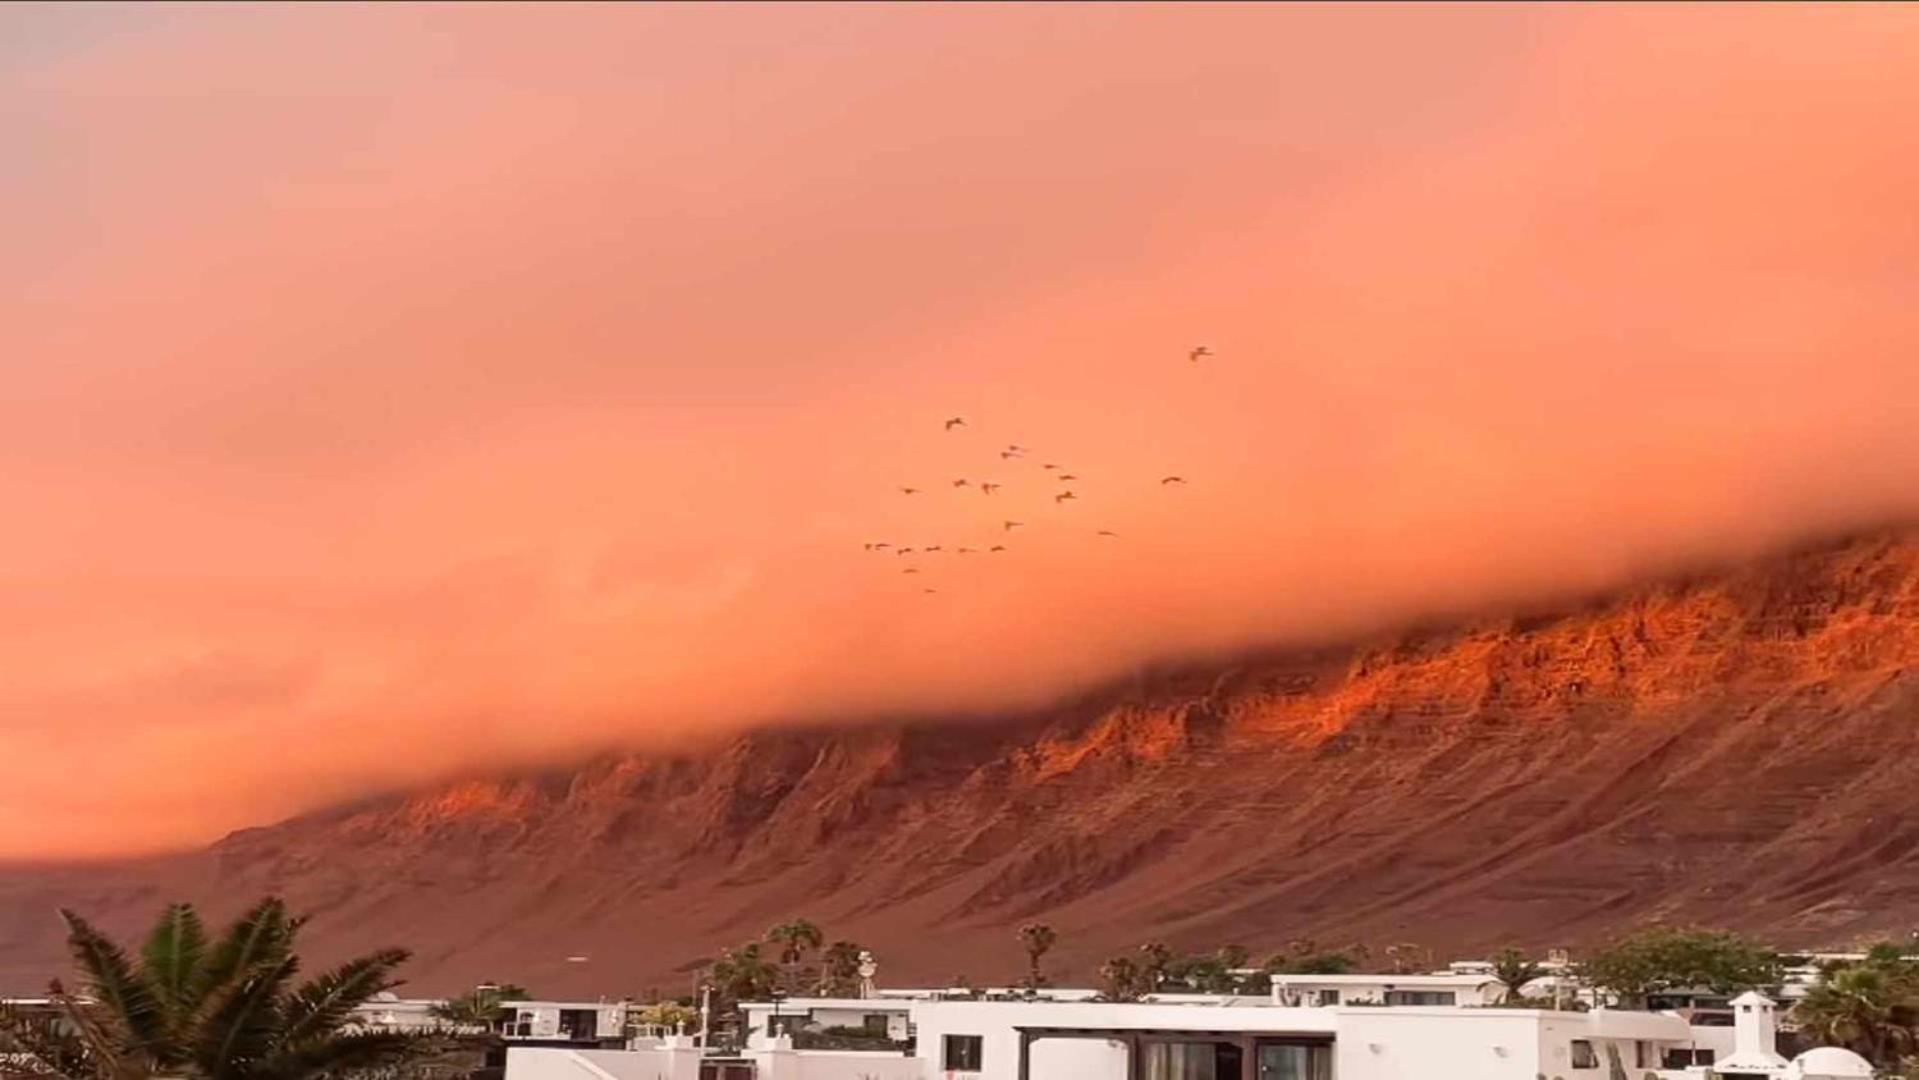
top-left (957, 547), bottom-right (977, 555)
top-left (925, 545), bottom-right (943, 552)
top-left (897, 547), bottom-right (916, 555)
top-left (1097, 530), bottom-right (1119, 538)
top-left (900, 486), bottom-right (921, 495)
top-left (1007, 444), bottom-right (1028, 454)
top-left (902, 567), bottom-right (920, 574)
top-left (989, 545), bottom-right (1007, 552)
top-left (945, 417), bottom-right (966, 430)
top-left (999, 450), bottom-right (1022, 460)
top-left (980, 482), bottom-right (1001, 495)
top-left (952, 478), bottom-right (970, 488)
top-left (1160, 476), bottom-right (1187, 485)
top-left (1189, 346), bottom-right (1211, 362)
top-left (1055, 491), bottom-right (1077, 504)
top-left (1003, 520), bottom-right (1024, 531)
top-left (923, 588), bottom-right (938, 594)
top-left (1058, 473), bottom-right (1079, 482)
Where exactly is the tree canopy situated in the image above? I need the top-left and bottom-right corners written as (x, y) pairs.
top-left (1579, 927), bottom-right (1780, 1005)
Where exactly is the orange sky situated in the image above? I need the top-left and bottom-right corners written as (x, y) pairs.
top-left (3, 4), bottom-right (1917, 859)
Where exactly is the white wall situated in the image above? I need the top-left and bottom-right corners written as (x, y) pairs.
top-left (1335, 1010), bottom-right (1551, 1080)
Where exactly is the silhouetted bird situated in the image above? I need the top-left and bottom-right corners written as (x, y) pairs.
top-left (989, 545), bottom-right (1007, 552)
top-left (900, 487), bottom-right (921, 495)
top-left (897, 547), bottom-right (915, 555)
top-left (1003, 520), bottom-right (1024, 531)
top-left (872, 542), bottom-right (891, 550)
top-left (925, 545), bottom-right (943, 552)
top-left (1055, 491), bottom-right (1076, 503)
top-left (957, 547), bottom-right (977, 554)
top-left (1097, 530), bottom-right (1119, 538)
top-left (945, 417), bottom-right (966, 430)
top-left (952, 479), bottom-right (970, 488)
top-left (1160, 476), bottom-right (1187, 485)
top-left (923, 588), bottom-right (938, 594)
top-left (1058, 474), bottom-right (1079, 482)
top-left (1189, 346), bottom-right (1211, 362)
top-left (1042, 463), bottom-right (1060, 470)
top-left (980, 482), bottom-right (1002, 495)
top-left (999, 451), bottom-right (1022, 460)
top-left (1007, 444), bottom-right (1028, 453)
top-left (902, 567), bottom-right (920, 575)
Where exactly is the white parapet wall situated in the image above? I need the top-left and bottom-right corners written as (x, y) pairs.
top-left (507, 1046), bottom-right (702, 1080)
top-left (750, 1047), bottom-right (924, 1080)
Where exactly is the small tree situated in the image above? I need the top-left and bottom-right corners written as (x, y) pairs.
top-left (1580, 927), bottom-right (1779, 1008)
top-left (1098, 957), bottom-right (1144, 1002)
top-left (432, 982), bottom-right (529, 1030)
top-left (1137, 943), bottom-right (1172, 991)
top-left (1017, 924), bottom-right (1058, 990)
top-left (629, 1001), bottom-right (699, 1037)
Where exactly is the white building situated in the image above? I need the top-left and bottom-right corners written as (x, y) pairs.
top-left (499, 999), bottom-right (631, 1044)
top-left (511, 994), bottom-right (1703, 1080)
top-left (1266, 972), bottom-right (1505, 1008)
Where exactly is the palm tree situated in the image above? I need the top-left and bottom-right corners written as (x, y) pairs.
top-left (1491, 947), bottom-right (1545, 1003)
top-left (0, 897), bottom-right (437, 1080)
top-left (764, 920), bottom-right (824, 995)
top-left (816, 942), bottom-right (866, 998)
top-left (764, 921), bottom-right (823, 967)
top-left (1017, 924), bottom-right (1058, 990)
top-left (1793, 965), bottom-right (1918, 1067)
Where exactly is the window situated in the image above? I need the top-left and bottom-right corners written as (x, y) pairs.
top-left (1316, 989), bottom-right (1340, 1007)
top-left (1384, 990), bottom-right (1456, 1006)
top-left (1142, 1041), bottom-right (1222, 1080)
top-left (943, 1034), bottom-right (983, 1071)
top-left (1570, 1040), bottom-right (1598, 1069)
top-left (862, 1013), bottom-right (889, 1034)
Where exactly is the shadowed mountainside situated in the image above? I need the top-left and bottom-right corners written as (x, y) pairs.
top-left (2, 531), bottom-right (1916, 996)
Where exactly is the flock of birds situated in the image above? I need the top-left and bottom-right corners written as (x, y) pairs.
top-left (865, 346), bottom-right (1208, 594)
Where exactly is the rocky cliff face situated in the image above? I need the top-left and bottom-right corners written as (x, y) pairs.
top-left (3, 532), bottom-right (1916, 996)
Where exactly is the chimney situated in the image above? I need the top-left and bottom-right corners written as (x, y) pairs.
top-left (1716, 990), bottom-right (1788, 1072)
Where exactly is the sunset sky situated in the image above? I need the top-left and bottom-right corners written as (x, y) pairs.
top-left (3, 3), bottom-right (1917, 859)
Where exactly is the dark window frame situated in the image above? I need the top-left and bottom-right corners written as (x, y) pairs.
top-left (943, 1033), bottom-right (984, 1071)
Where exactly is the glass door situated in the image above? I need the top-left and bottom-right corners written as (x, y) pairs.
top-left (1256, 1043), bottom-right (1331, 1080)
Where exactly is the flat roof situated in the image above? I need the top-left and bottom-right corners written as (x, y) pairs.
top-left (1267, 973), bottom-right (1498, 986)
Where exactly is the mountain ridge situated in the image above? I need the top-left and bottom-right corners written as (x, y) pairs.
top-left (3, 529), bottom-right (1916, 997)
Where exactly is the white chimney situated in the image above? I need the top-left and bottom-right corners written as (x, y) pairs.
top-left (1716, 990), bottom-right (1788, 1073)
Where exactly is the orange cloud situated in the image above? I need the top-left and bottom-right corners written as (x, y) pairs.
top-left (1, 4), bottom-right (1916, 857)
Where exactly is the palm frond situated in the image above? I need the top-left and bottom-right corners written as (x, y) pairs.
top-left (279, 950), bottom-right (410, 1050)
top-left (199, 899), bottom-right (297, 1001)
top-left (257, 1030), bottom-right (439, 1080)
top-left (193, 955), bottom-right (299, 1080)
top-left (140, 903), bottom-right (209, 1021)
top-left (56, 911), bottom-right (165, 1064)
